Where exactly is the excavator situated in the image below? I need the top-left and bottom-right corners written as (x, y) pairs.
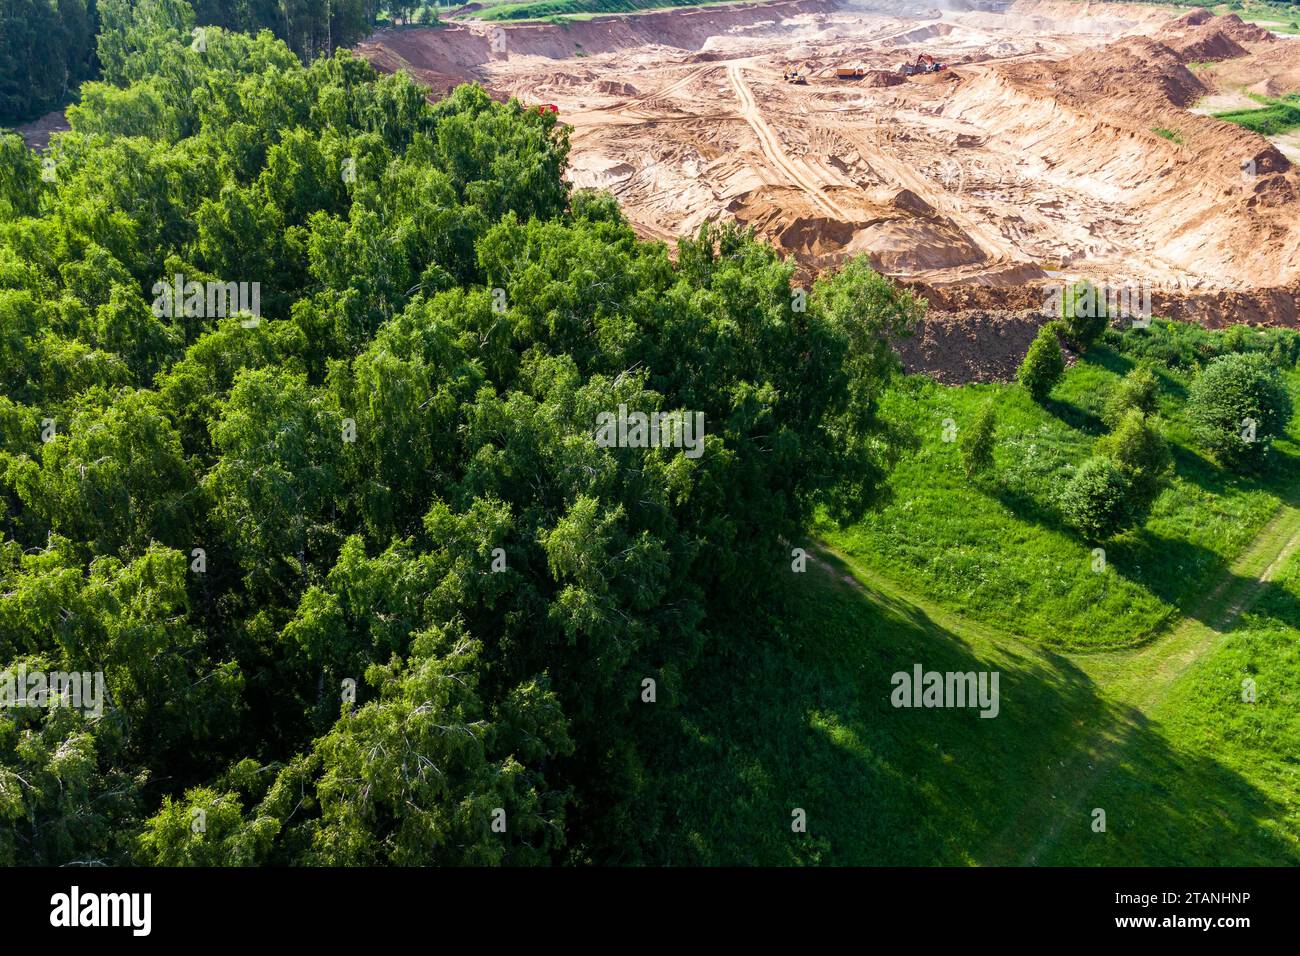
top-left (901, 53), bottom-right (946, 77)
top-left (782, 65), bottom-right (808, 85)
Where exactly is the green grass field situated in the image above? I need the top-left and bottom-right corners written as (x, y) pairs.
top-left (1213, 94), bottom-right (1300, 136)
top-left (816, 348), bottom-right (1300, 651)
top-left (652, 323), bottom-right (1300, 865)
top-left (650, 559), bottom-right (1110, 864)
top-left (654, 509), bottom-right (1300, 865)
top-left (1043, 536), bottom-right (1300, 864)
top-left (1208, 1), bottom-right (1300, 34)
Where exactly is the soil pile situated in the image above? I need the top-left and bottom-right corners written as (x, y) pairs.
top-left (892, 309), bottom-right (1075, 384)
top-left (1155, 13), bottom-right (1266, 63)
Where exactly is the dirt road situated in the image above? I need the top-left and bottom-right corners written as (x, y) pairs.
top-left (727, 63), bottom-right (851, 220)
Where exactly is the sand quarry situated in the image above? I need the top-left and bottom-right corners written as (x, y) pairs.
top-left (359, 0), bottom-right (1300, 356)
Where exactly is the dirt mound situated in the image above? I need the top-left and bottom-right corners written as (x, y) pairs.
top-left (862, 70), bottom-right (904, 87)
top-left (1171, 8), bottom-right (1214, 28)
top-left (1159, 282), bottom-right (1300, 327)
top-left (1034, 37), bottom-right (1207, 106)
top-left (1216, 13), bottom-right (1275, 43)
top-left (1248, 77), bottom-right (1283, 98)
top-left (774, 214), bottom-right (859, 257)
top-left (596, 80), bottom-right (639, 96)
top-left (892, 309), bottom-right (1073, 384)
top-left (1156, 15), bottom-right (1251, 63)
top-left (1169, 29), bottom-right (1248, 63)
top-left (1206, 41), bottom-right (1300, 97)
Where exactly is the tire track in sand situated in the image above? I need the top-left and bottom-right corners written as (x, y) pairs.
top-left (727, 64), bottom-right (851, 221)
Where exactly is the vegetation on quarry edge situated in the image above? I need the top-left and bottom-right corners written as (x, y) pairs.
top-left (0, 0), bottom-right (1297, 866)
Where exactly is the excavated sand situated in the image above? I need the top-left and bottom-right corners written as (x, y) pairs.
top-left (359, 0), bottom-right (1300, 330)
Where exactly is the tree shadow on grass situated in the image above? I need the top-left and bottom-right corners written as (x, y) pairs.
top-left (1239, 575), bottom-right (1300, 630)
top-left (1036, 697), bottom-right (1300, 865)
top-left (1045, 397), bottom-right (1107, 437)
top-left (1104, 528), bottom-right (1226, 621)
top-left (645, 550), bottom-right (1297, 866)
top-left (1080, 347), bottom-right (1134, 378)
top-left (989, 480), bottom-right (1069, 534)
top-left (1169, 440), bottom-right (1300, 499)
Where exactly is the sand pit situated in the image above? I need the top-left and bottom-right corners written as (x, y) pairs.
top-left (359, 0), bottom-right (1300, 326)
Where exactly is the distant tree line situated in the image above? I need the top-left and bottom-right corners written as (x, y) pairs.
top-left (1, 0), bottom-right (387, 126)
top-left (0, 0), bottom-right (99, 125)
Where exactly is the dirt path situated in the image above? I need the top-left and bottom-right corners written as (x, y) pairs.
top-left (1002, 499), bottom-right (1300, 866)
top-left (817, 495), bottom-right (1300, 866)
top-left (726, 64), bottom-right (852, 220)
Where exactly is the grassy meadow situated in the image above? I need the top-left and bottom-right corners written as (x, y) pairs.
top-left (817, 342), bottom-right (1300, 651)
top-left (652, 320), bottom-right (1300, 865)
top-left (1214, 94), bottom-right (1300, 137)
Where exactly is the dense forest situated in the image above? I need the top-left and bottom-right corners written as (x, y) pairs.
top-left (0, 0), bottom-right (918, 864)
top-left (0, 0), bottom-right (98, 124)
top-left (0, 0), bottom-right (384, 126)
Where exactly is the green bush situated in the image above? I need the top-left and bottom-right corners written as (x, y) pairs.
top-left (1106, 319), bottom-right (1300, 371)
top-left (570, 188), bottom-right (626, 224)
top-left (1095, 408), bottom-right (1172, 517)
top-left (1058, 281), bottom-right (1110, 350)
top-left (961, 402), bottom-right (996, 477)
top-left (1187, 352), bottom-right (1294, 468)
top-left (1103, 364), bottom-right (1160, 427)
top-left (1018, 322), bottom-right (1065, 403)
top-left (1059, 456), bottom-right (1133, 540)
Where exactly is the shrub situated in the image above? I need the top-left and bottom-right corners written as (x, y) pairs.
top-left (1018, 323), bottom-right (1065, 403)
top-left (1106, 319), bottom-right (1300, 371)
top-left (961, 402), bottom-right (996, 477)
top-left (1269, 336), bottom-right (1296, 369)
top-left (1060, 456), bottom-right (1133, 540)
top-left (1058, 281), bottom-right (1109, 350)
top-left (570, 188), bottom-right (627, 224)
top-left (1095, 408), bottom-right (1172, 517)
top-left (1187, 352), bottom-right (1293, 468)
top-left (1102, 364), bottom-right (1160, 427)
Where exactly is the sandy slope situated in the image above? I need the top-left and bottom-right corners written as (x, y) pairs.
top-left (359, 0), bottom-right (1300, 325)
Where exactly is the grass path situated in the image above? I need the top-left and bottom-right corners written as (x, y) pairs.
top-left (816, 494), bottom-right (1300, 866)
